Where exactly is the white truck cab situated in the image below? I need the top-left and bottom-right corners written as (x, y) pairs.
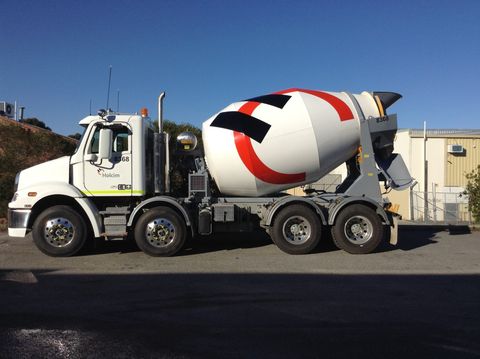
top-left (8, 110), bottom-right (161, 253)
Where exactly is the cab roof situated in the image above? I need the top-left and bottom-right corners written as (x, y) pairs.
top-left (78, 114), bottom-right (142, 126)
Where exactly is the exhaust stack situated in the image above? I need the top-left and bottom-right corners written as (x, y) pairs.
top-left (158, 92), bottom-right (165, 133)
top-left (154, 92), bottom-right (169, 194)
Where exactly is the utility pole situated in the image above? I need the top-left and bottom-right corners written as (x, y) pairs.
top-left (423, 121), bottom-right (428, 222)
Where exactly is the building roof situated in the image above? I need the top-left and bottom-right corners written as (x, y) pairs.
top-left (398, 128), bottom-right (480, 138)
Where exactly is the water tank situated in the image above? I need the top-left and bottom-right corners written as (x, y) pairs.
top-left (202, 88), bottom-right (382, 197)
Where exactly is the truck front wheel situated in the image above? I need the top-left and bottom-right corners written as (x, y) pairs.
top-left (271, 204), bottom-right (321, 255)
top-left (32, 205), bottom-right (88, 257)
top-left (331, 204), bottom-right (384, 254)
top-left (134, 207), bottom-right (186, 257)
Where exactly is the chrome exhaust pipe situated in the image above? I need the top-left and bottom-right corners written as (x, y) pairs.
top-left (154, 92), bottom-right (169, 194)
top-left (158, 92), bottom-right (165, 133)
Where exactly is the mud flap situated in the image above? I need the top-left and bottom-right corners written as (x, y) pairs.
top-left (390, 216), bottom-right (399, 245)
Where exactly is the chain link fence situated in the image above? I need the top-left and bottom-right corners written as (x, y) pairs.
top-left (410, 190), bottom-right (472, 224)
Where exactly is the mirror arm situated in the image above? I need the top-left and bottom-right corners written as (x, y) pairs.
top-left (84, 153), bottom-right (99, 162)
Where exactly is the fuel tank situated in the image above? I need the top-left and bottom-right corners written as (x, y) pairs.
top-left (202, 88), bottom-right (383, 197)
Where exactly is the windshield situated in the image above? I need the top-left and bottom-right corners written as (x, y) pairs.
top-left (73, 125), bottom-right (88, 154)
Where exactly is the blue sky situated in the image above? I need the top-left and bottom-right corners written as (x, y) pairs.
top-left (1, 0), bottom-right (479, 135)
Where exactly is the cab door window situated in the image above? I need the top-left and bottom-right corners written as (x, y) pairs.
top-left (88, 125), bottom-right (130, 154)
top-left (113, 127), bottom-right (129, 152)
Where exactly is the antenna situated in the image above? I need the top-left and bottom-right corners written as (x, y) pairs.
top-left (116, 89), bottom-right (120, 112)
top-left (106, 65), bottom-right (112, 110)
top-left (89, 99), bottom-right (92, 115)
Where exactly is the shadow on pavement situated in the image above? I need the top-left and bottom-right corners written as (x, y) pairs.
top-left (80, 231), bottom-right (275, 257)
top-left (377, 225), bottom-right (439, 252)
top-left (75, 225), bottom-right (457, 257)
top-left (81, 237), bottom-right (140, 255)
top-left (180, 231), bottom-right (273, 256)
top-left (1, 271), bottom-right (479, 358)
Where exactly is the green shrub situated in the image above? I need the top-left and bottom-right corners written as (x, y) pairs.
top-left (464, 165), bottom-right (480, 223)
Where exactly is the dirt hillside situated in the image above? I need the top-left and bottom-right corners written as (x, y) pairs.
top-left (0, 116), bottom-right (78, 221)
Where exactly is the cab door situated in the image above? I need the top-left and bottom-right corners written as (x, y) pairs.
top-left (83, 123), bottom-right (132, 196)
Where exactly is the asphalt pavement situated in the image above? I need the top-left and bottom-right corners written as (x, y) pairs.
top-left (1, 226), bottom-right (480, 358)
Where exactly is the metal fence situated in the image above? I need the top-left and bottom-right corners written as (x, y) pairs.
top-left (410, 190), bottom-right (472, 224)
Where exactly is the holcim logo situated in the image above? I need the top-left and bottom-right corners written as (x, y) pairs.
top-left (97, 168), bottom-right (120, 178)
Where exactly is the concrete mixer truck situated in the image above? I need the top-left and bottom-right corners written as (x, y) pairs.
top-left (8, 88), bottom-right (414, 257)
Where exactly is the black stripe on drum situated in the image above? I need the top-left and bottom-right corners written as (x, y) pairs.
top-left (211, 112), bottom-right (271, 143)
top-left (245, 94), bottom-right (291, 109)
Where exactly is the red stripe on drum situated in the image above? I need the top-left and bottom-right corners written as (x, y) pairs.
top-left (276, 88), bottom-right (354, 121)
top-left (233, 101), bottom-right (306, 185)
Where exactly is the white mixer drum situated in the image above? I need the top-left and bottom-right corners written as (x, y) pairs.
top-left (202, 88), bottom-right (381, 196)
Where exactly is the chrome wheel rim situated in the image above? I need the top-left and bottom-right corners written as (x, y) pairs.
top-left (146, 218), bottom-right (176, 247)
top-left (344, 216), bottom-right (373, 245)
top-left (44, 217), bottom-right (75, 247)
top-left (282, 216), bottom-right (311, 245)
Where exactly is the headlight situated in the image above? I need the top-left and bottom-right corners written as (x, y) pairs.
top-left (13, 172), bottom-right (20, 192)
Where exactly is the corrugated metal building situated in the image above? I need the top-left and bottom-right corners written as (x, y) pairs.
top-left (392, 129), bottom-right (480, 222)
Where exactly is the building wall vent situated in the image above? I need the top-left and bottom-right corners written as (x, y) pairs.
top-left (0, 102), bottom-right (14, 118)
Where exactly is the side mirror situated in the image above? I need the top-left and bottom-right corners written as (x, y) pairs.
top-left (98, 128), bottom-right (113, 160)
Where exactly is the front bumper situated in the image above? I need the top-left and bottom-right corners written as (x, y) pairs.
top-left (7, 209), bottom-right (31, 237)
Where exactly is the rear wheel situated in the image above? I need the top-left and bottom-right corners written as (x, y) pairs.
top-left (32, 205), bottom-right (88, 257)
top-left (134, 207), bottom-right (187, 257)
top-left (331, 204), bottom-right (384, 254)
top-left (271, 204), bottom-right (321, 254)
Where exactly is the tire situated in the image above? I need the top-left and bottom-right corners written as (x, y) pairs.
top-left (271, 204), bottom-right (321, 255)
top-left (134, 207), bottom-right (187, 257)
top-left (32, 205), bottom-right (88, 257)
top-left (331, 204), bottom-right (384, 254)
